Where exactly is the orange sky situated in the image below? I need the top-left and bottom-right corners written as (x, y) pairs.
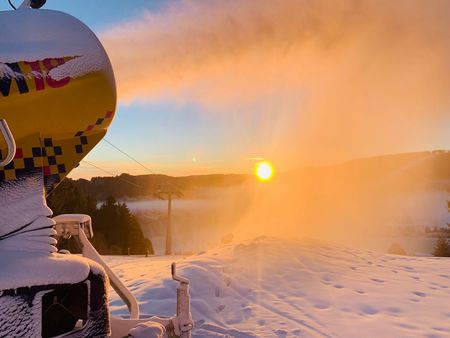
top-left (73, 0), bottom-right (450, 178)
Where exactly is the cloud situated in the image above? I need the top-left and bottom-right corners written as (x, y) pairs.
top-left (100, 0), bottom-right (450, 166)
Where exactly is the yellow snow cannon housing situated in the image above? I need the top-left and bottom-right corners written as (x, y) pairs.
top-left (0, 8), bottom-right (116, 194)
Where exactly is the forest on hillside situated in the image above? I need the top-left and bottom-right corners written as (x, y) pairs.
top-left (74, 173), bottom-right (250, 200)
top-left (72, 151), bottom-right (450, 201)
top-left (47, 179), bottom-right (153, 255)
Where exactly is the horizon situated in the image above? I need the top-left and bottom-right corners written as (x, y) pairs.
top-left (69, 149), bottom-right (449, 180)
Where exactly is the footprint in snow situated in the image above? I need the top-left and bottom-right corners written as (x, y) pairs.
top-left (402, 266), bottom-right (415, 271)
top-left (371, 278), bottom-right (385, 283)
top-left (275, 329), bottom-right (288, 338)
top-left (425, 334), bottom-right (440, 338)
top-left (413, 291), bottom-right (427, 297)
top-left (359, 304), bottom-right (379, 315)
top-left (397, 322), bottom-right (418, 330)
top-left (321, 275), bottom-right (333, 284)
top-left (215, 286), bottom-right (221, 297)
top-left (292, 329), bottom-right (301, 336)
top-left (432, 326), bottom-right (449, 332)
top-left (385, 306), bottom-right (403, 314)
top-left (295, 290), bottom-right (306, 297)
top-left (313, 301), bottom-right (330, 310)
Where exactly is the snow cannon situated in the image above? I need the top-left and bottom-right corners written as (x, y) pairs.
top-left (0, 2), bottom-right (193, 338)
top-left (0, 2), bottom-right (116, 337)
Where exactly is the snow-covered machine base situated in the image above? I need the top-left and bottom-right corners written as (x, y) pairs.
top-left (0, 270), bottom-right (110, 338)
top-left (0, 172), bottom-right (110, 337)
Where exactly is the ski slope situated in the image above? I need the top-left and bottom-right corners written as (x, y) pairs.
top-left (105, 237), bottom-right (450, 337)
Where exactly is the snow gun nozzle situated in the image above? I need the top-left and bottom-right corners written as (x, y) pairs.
top-left (30, 0), bottom-right (46, 8)
top-left (17, 0), bottom-right (46, 9)
top-left (171, 262), bottom-right (189, 285)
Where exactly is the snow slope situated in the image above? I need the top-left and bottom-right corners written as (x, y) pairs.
top-left (105, 237), bottom-right (450, 337)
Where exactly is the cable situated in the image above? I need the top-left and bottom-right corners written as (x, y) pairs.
top-left (102, 138), bottom-right (157, 175)
top-left (82, 160), bottom-right (142, 189)
top-left (101, 139), bottom-right (181, 192)
top-left (8, 0), bottom-right (16, 10)
top-left (95, 138), bottom-right (181, 194)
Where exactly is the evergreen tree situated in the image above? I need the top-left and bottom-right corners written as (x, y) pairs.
top-left (47, 183), bottom-right (153, 255)
top-left (447, 201), bottom-right (450, 231)
top-left (47, 179), bottom-right (96, 215)
top-left (433, 238), bottom-right (450, 257)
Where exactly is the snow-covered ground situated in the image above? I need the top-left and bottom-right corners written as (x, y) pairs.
top-left (105, 237), bottom-right (450, 337)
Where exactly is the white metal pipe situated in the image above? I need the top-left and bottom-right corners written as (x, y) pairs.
top-left (0, 119), bottom-right (16, 168)
top-left (78, 229), bottom-right (140, 319)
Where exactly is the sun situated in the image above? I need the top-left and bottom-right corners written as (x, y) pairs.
top-left (255, 161), bottom-right (274, 181)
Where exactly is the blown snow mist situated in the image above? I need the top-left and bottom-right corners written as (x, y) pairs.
top-left (101, 0), bottom-right (450, 166)
top-left (99, 0), bottom-right (450, 246)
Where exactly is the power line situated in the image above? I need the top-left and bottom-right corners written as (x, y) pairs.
top-left (82, 160), bottom-right (116, 176)
top-left (82, 160), bottom-right (142, 189)
top-left (102, 138), bottom-right (180, 190)
top-left (103, 138), bottom-right (157, 175)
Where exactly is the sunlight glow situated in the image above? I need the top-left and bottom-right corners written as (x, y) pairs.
top-left (255, 161), bottom-right (274, 181)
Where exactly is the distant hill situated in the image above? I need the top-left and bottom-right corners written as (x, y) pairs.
top-left (67, 151), bottom-right (450, 201)
top-left (284, 150), bottom-right (450, 188)
top-left (73, 173), bottom-right (250, 200)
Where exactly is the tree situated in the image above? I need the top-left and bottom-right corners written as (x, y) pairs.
top-left (433, 238), bottom-right (450, 257)
top-left (447, 201), bottom-right (450, 231)
top-left (92, 196), bottom-right (154, 255)
top-left (47, 179), bottom-right (96, 215)
top-left (47, 183), bottom-right (153, 256)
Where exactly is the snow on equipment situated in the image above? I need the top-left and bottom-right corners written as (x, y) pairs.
top-left (0, 1), bottom-right (192, 337)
